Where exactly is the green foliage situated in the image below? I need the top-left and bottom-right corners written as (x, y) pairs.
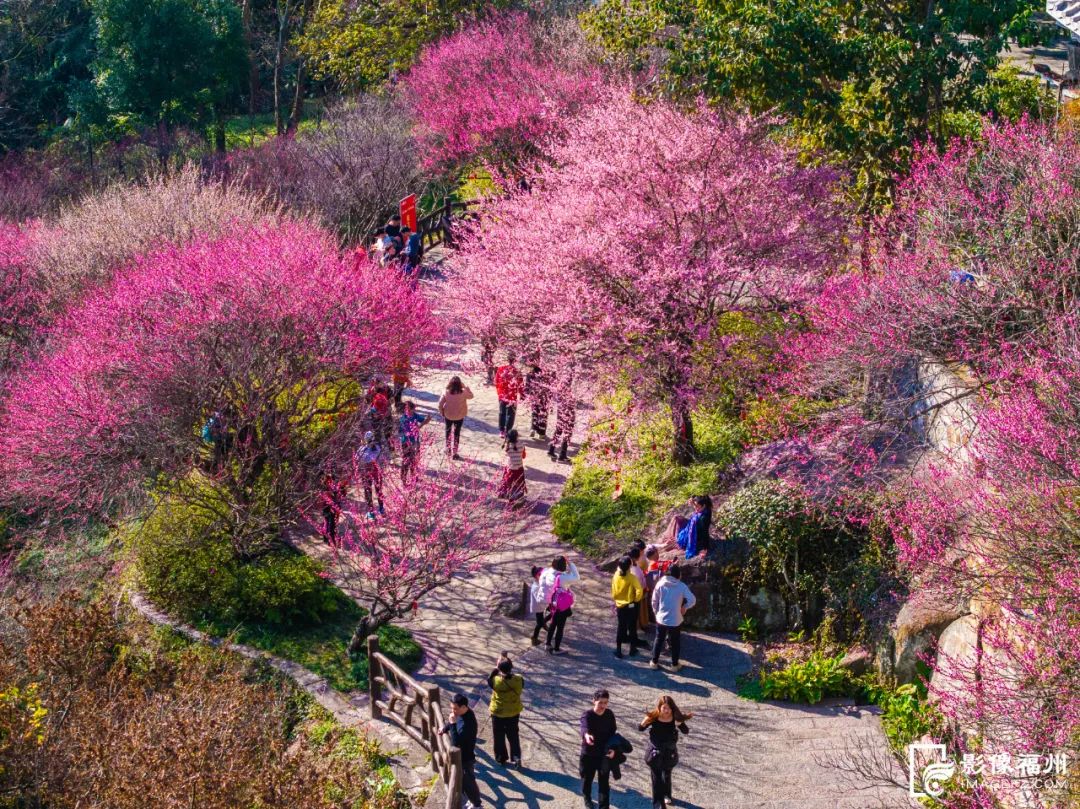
top-left (583, 0), bottom-right (1042, 210)
top-left (296, 0), bottom-right (509, 91)
top-left (943, 64), bottom-right (1057, 139)
top-left (860, 679), bottom-right (943, 754)
top-left (551, 407), bottom-right (746, 556)
top-left (738, 616), bottom-right (759, 643)
top-left (758, 651), bottom-right (852, 704)
top-left (89, 0), bottom-right (247, 133)
top-left (130, 495), bottom-right (346, 627)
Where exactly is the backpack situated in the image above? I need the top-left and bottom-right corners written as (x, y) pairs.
top-left (550, 573), bottom-right (575, 612)
top-left (201, 417), bottom-right (216, 444)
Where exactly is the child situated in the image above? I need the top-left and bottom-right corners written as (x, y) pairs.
top-left (528, 565), bottom-right (549, 645)
top-left (497, 429), bottom-right (527, 501)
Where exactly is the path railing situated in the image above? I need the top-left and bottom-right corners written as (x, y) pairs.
top-left (367, 635), bottom-right (463, 809)
top-left (416, 199), bottom-right (477, 250)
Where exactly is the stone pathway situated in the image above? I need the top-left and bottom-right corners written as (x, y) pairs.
top-left (389, 328), bottom-right (917, 809)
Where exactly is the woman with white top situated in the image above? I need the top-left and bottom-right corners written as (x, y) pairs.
top-left (538, 555), bottom-right (579, 654)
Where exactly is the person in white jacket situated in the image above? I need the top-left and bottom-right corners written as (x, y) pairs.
top-left (537, 555), bottom-right (579, 654)
top-left (528, 565), bottom-right (550, 645)
top-left (649, 564), bottom-right (696, 671)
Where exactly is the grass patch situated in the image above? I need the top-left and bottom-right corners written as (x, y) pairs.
top-left (198, 600), bottom-right (422, 693)
top-left (223, 101), bottom-right (323, 150)
top-left (551, 406), bottom-right (747, 557)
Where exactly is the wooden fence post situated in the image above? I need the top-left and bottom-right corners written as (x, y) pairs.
top-left (445, 747), bottom-right (462, 809)
top-left (425, 684), bottom-right (442, 773)
top-left (367, 634), bottom-right (381, 720)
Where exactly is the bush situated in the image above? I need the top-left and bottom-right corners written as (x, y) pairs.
top-left (861, 679), bottom-right (943, 753)
top-left (0, 593), bottom-right (407, 809)
top-left (131, 495), bottom-right (346, 627)
top-left (758, 651), bottom-right (852, 704)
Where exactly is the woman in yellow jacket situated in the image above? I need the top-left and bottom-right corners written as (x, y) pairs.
top-left (611, 555), bottom-right (644, 659)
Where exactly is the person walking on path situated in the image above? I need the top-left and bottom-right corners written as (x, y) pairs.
top-left (612, 556), bottom-right (644, 659)
top-left (438, 375), bottom-right (474, 459)
top-left (391, 358), bottom-right (411, 412)
top-left (356, 431), bottom-right (385, 520)
top-left (639, 695), bottom-right (692, 808)
top-left (524, 363), bottom-right (552, 441)
top-left (538, 555), bottom-right (579, 654)
top-left (398, 400), bottom-right (430, 483)
top-left (630, 543), bottom-right (650, 638)
top-left (650, 564), bottom-right (696, 671)
top-left (580, 689), bottom-right (618, 809)
top-left (494, 354), bottom-right (524, 437)
top-left (321, 472), bottom-right (347, 542)
top-left (367, 380), bottom-right (393, 455)
top-left (548, 371), bottom-right (576, 462)
top-left (528, 565), bottom-right (550, 645)
top-left (496, 429), bottom-right (527, 501)
top-left (481, 333), bottom-right (497, 386)
top-left (487, 653), bottom-right (524, 767)
top-left (438, 693), bottom-right (482, 809)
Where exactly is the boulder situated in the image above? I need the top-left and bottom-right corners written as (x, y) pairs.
top-left (927, 615), bottom-right (981, 706)
top-left (745, 587), bottom-right (787, 632)
top-left (891, 594), bottom-right (968, 684)
top-left (839, 647), bottom-right (873, 677)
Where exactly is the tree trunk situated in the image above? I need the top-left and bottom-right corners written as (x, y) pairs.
top-left (287, 0), bottom-right (313, 132)
top-left (241, 0), bottom-right (260, 115)
top-left (157, 119), bottom-right (170, 173)
top-left (273, 3), bottom-right (288, 136)
top-left (671, 402), bottom-right (695, 466)
top-left (348, 609), bottom-right (392, 654)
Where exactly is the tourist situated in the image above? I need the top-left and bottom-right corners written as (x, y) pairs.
top-left (548, 371), bottom-right (575, 462)
top-left (367, 380), bottom-right (393, 454)
top-left (650, 564), bottom-right (696, 671)
top-left (437, 375), bottom-right (474, 459)
top-left (487, 653), bottom-right (524, 767)
top-left (579, 689), bottom-right (617, 809)
top-left (494, 353), bottom-right (524, 437)
top-left (321, 471), bottom-right (346, 542)
top-left (398, 400), bottom-right (429, 483)
top-left (438, 693), bottom-right (481, 809)
top-left (539, 555), bottom-right (579, 654)
top-left (667, 495), bottom-right (712, 559)
top-left (611, 556), bottom-right (644, 659)
top-left (644, 544), bottom-right (663, 623)
top-left (524, 363), bottom-right (552, 441)
top-left (390, 358), bottom-right (410, 412)
top-left (638, 695), bottom-right (692, 809)
top-left (403, 227), bottom-right (423, 275)
top-left (629, 543), bottom-right (650, 638)
top-left (356, 430), bottom-right (385, 519)
top-left (528, 565), bottom-right (549, 645)
top-left (481, 333), bottom-right (497, 386)
top-left (384, 214), bottom-right (402, 240)
top-left (496, 429), bottom-right (527, 501)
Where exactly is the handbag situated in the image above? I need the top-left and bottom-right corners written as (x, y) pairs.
top-left (550, 573), bottom-right (575, 612)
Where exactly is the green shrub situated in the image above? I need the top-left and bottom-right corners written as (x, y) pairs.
top-left (130, 495), bottom-right (345, 627)
top-left (860, 679), bottom-right (942, 753)
top-left (551, 406), bottom-right (746, 556)
top-left (759, 651), bottom-right (852, 704)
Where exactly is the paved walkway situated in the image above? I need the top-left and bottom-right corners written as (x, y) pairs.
top-left (391, 329), bottom-right (916, 809)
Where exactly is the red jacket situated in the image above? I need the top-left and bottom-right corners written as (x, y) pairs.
top-left (495, 365), bottom-right (524, 403)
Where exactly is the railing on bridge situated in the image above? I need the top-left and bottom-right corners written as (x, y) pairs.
top-left (367, 635), bottom-right (463, 809)
top-left (416, 199), bottom-right (477, 250)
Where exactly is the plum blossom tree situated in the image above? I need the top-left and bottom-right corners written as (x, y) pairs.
top-left (402, 14), bottom-right (604, 180)
top-left (448, 91), bottom-right (844, 463)
top-left (315, 440), bottom-right (513, 647)
top-left (774, 119), bottom-right (1080, 792)
top-left (0, 221), bottom-right (42, 375)
top-left (0, 222), bottom-right (441, 553)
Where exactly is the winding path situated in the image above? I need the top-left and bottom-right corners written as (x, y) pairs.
top-left (387, 297), bottom-right (917, 809)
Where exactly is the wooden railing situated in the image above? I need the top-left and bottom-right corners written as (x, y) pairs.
top-left (367, 635), bottom-right (463, 809)
top-left (416, 199), bottom-right (477, 250)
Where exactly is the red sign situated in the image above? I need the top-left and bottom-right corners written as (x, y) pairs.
top-left (399, 194), bottom-right (417, 232)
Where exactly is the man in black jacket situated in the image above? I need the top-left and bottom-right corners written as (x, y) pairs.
top-left (439, 693), bottom-right (482, 808)
top-left (579, 689), bottom-right (617, 809)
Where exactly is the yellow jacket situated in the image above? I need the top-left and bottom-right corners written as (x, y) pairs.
top-left (611, 569), bottom-right (644, 607)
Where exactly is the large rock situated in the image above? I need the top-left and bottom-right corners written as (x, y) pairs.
top-left (927, 615), bottom-right (981, 706)
top-left (839, 647), bottom-right (873, 677)
top-left (745, 587), bottom-right (787, 632)
top-left (891, 594), bottom-right (968, 684)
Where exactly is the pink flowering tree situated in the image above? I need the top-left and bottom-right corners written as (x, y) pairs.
top-left (0, 221), bottom-right (43, 376)
top-left (773, 119), bottom-right (1080, 790)
top-left (313, 439), bottom-right (514, 647)
top-left (0, 223), bottom-right (441, 553)
top-left (448, 91), bottom-right (844, 464)
top-left (402, 14), bottom-right (604, 181)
